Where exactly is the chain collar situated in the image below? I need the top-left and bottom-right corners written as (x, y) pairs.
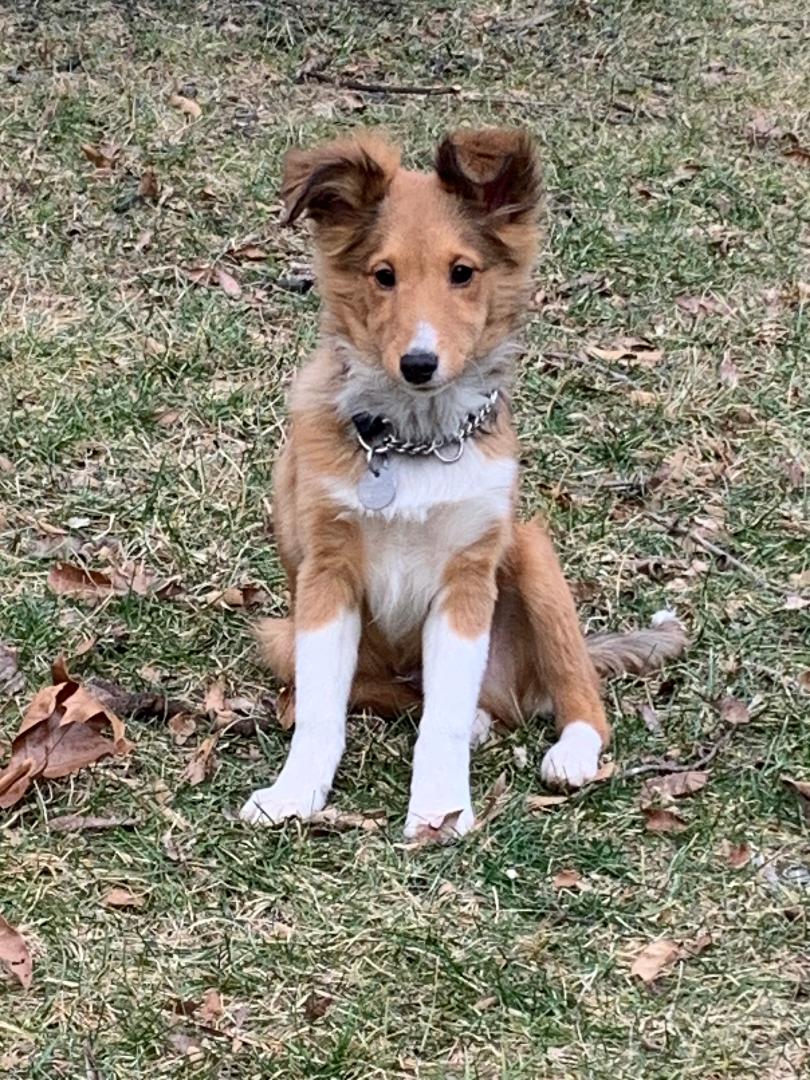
top-left (352, 389), bottom-right (500, 466)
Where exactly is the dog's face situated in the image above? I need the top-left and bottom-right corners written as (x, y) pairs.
top-left (281, 128), bottom-right (540, 392)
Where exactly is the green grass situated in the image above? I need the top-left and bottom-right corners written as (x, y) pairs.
top-left (1, 1), bottom-right (809, 1076)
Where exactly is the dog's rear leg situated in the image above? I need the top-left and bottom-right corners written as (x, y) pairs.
top-left (509, 519), bottom-right (608, 789)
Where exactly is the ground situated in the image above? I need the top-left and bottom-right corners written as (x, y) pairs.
top-left (0, 1), bottom-right (808, 1077)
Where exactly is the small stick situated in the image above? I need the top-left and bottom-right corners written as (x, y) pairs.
top-left (644, 511), bottom-right (784, 594)
top-left (618, 726), bottom-right (736, 780)
top-left (300, 71), bottom-right (460, 96)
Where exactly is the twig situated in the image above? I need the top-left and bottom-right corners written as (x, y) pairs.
top-left (618, 726), bottom-right (737, 780)
top-left (298, 70), bottom-right (560, 111)
top-left (643, 511), bottom-right (785, 594)
top-left (300, 71), bottom-right (460, 96)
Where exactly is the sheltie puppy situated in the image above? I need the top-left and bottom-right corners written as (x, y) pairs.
top-left (240, 127), bottom-right (685, 840)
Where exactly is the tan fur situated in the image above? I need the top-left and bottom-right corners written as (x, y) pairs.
top-left (257, 127), bottom-right (685, 764)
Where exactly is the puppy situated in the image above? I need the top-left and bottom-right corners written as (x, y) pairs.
top-left (240, 128), bottom-right (685, 840)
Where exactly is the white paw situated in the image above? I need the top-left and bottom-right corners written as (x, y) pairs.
top-left (239, 781), bottom-right (327, 825)
top-left (404, 801), bottom-right (476, 842)
top-left (540, 721), bottom-right (602, 790)
top-left (470, 708), bottom-right (492, 749)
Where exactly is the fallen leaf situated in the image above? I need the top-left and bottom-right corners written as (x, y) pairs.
top-left (681, 931), bottom-right (713, 957)
top-left (0, 454), bottom-right (14, 472)
top-left (723, 841), bottom-right (752, 869)
top-left (47, 560), bottom-right (179, 602)
top-left (594, 760), bottom-right (617, 783)
top-left (138, 167), bottom-right (159, 201)
top-left (228, 243), bottom-right (269, 262)
top-left (475, 771), bottom-right (510, 829)
top-left (643, 807), bottom-right (688, 834)
top-left (182, 734), bottom-right (218, 786)
top-left (525, 793), bottom-right (568, 812)
top-left (303, 992), bottom-right (333, 1021)
top-left (629, 389), bottom-right (658, 407)
top-left (585, 338), bottom-right (662, 366)
top-left (410, 809), bottom-right (464, 844)
top-left (641, 771), bottom-right (709, 803)
top-left (675, 293), bottom-right (731, 318)
top-left (198, 988), bottom-right (224, 1023)
top-left (552, 868), bottom-right (584, 890)
top-left (214, 266), bottom-right (241, 299)
top-left (784, 144), bottom-right (810, 168)
top-left (719, 354), bottom-right (740, 388)
top-left (81, 142), bottom-right (120, 169)
top-left (782, 777), bottom-right (810, 822)
top-left (102, 887), bottom-right (145, 909)
top-left (154, 408), bottom-right (181, 428)
top-left (630, 938), bottom-right (680, 983)
top-left (168, 713), bottom-right (197, 745)
top-left (798, 671), bottom-right (810, 694)
top-left (473, 995), bottom-right (498, 1011)
top-left (0, 667), bottom-right (132, 810)
top-left (0, 643), bottom-right (25, 696)
top-left (48, 814), bottom-right (137, 833)
top-left (0, 915), bottom-right (32, 989)
top-left (717, 695), bottom-right (750, 725)
top-left (182, 264), bottom-right (241, 299)
top-left (169, 92), bottom-right (202, 119)
top-left (204, 679), bottom-right (228, 719)
top-left (784, 594), bottom-right (809, 611)
top-left (747, 111), bottom-right (783, 145)
top-left (308, 807), bottom-right (387, 833)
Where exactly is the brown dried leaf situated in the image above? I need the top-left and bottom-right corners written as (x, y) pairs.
top-left (410, 809), bottom-right (464, 844)
top-left (182, 734), bottom-right (219, 786)
top-left (552, 868), bottom-right (584, 890)
top-left (134, 228), bottom-right (153, 254)
top-left (214, 266), bottom-right (241, 299)
top-left (723, 841), bottom-right (752, 869)
top-left (303, 992), bottom-right (333, 1021)
top-left (640, 703), bottom-right (663, 735)
top-left (168, 713), bottom-right (197, 746)
top-left (642, 771), bottom-right (709, 803)
top-left (782, 776), bottom-right (810, 822)
top-left (81, 142), bottom-right (120, 169)
top-left (525, 793), bottom-right (568, 812)
top-left (204, 680), bottom-right (228, 719)
top-left (138, 167), bottom-right (159, 201)
top-left (0, 643), bottom-right (25, 696)
top-left (630, 938), bottom-right (680, 983)
top-left (643, 807), bottom-right (688, 834)
top-left (102, 887), bottom-right (145, 909)
top-left (475, 771), bottom-right (510, 829)
top-left (798, 671), bottom-right (810, 694)
top-left (198, 988), bottom-right (224, 1023)
top-left (47, 560), bottom-right (178, 601)
top-left (0, 454), bottom-right (14, 473)
top-left (228, 243), bottom-right (269, 262)
top-left (0, 915), bottom-right (32, 989)
top-left (49, 814), bottom-right (137, 833)
top-left (169, 92), bottom-right (202, 119)
top-left (784, 145), bottom-right (810, 168)
top-left (717, 695), bottom-right (750, 726)
top-left (0, 669), bottom-right (132, 810)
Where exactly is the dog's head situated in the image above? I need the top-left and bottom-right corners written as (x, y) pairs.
top-left (281, 128), bottom-right (540, 392)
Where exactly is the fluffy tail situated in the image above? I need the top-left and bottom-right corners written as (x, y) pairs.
top-left (585, 610), bottom-right (687, 679)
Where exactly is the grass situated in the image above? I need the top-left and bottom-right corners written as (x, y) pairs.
top-left (1, 0), bottom-right (809, 1076)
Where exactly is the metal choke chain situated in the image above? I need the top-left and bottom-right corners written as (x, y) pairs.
top-left (357, 389), bottom-right (499, 466)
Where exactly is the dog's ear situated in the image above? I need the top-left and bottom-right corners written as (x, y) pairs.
top-left (281, 131), bottom-right (400, 227)
top-left (435, 127), bottom-right (540, 220)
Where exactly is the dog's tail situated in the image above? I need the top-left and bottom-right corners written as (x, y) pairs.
top-left (585, 610), bottom-right (687, 679)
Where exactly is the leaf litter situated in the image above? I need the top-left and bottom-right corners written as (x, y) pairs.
top-left (0, 660), bottom-right (132, 810)
top-left (0, 915), bottom-right (32, 990)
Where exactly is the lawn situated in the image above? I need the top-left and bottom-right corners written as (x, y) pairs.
top-left (1, 1), bottom-right (808, 1076)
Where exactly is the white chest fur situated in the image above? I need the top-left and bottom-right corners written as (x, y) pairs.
top-left (327, 446), bottom-right (516, 642)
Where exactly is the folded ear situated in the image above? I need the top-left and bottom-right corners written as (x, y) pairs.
top-left (280, 131), bottom-right (400, 227)
top-left (435, 127), bottom-right (540, 220)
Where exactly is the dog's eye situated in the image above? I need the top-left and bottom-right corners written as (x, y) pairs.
top-left (450, 264), bottom-right (475, 286)
top-left (373, 267), bottom-right (396, 289)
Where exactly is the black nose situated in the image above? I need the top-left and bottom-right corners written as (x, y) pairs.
top-left (400, 351), bottom-right (438, 385)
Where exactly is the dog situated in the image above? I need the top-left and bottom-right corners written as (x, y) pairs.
top-left (239, 127), bottom-right (686, 840)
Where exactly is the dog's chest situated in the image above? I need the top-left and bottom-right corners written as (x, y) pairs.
top-left (328, 446), bottom-right (516, 642)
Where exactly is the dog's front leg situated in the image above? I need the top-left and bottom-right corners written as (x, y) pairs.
top-left (240, 558), bottom-right (361, 825)
top-left (404, 533), bottom-right (501, 841)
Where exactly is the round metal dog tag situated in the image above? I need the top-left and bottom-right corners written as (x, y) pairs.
top-left (358, 457), bottom-right (396, 511)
